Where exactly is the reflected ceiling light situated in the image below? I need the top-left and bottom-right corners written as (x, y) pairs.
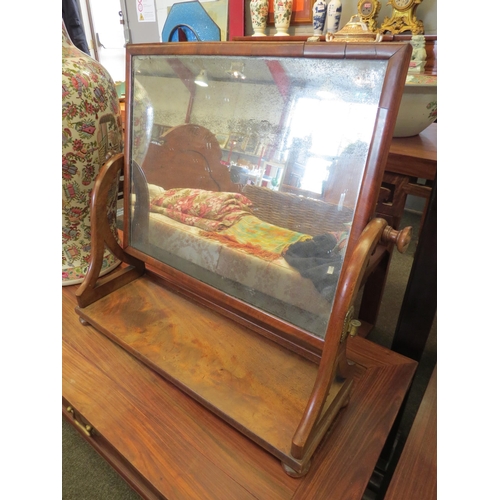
top-left (194, 69), bottom-right (209, 87)
top-left (316, 90), bottom-right (334, 99)
top-left (226, 62), bottom-right (246, 80)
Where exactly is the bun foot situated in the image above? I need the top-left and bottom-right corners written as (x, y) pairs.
top-left (281, 460), bottom-right (310, 478)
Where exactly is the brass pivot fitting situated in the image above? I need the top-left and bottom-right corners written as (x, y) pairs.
top-left (348, 319), bottom-right (361, 338)
top-left (341, 306), bottom-right (361, 343)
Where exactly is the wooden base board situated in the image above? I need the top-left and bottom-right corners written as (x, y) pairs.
top-left (76, 273), bottom-right (353, 474)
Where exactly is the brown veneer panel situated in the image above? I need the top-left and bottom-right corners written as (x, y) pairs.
top-left (76, 274), bottom-right (348, 469)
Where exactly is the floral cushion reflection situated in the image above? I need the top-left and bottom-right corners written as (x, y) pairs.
top-left (149, 187), bottom-right (311, 261)
top-left (150, 188), bottom-right (253, 231)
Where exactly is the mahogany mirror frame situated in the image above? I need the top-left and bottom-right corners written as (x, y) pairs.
top-left (95, 41), bottom-right (410, 361)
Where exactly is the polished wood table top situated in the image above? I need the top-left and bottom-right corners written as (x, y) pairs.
top-left (387, 124), bottom-right (437, 180)
top-left (62, 284), bottom-right (417, 500)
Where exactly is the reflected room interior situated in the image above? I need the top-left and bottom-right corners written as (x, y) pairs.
top-left (128, 54), bottom-right (387, 338)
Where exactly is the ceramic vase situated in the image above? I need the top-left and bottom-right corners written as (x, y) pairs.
top-left (312, 0), bottom-right (327, 35)
top-left (62, 22), bottom-right (123, 286)
top-left (273, 0), bottom-right (293, 36)
top-left (250, 0), bottom-right (269, 36)
top-left (326, 0), bottom-right (342, 34)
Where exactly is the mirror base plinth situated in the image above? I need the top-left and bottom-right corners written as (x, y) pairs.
top-left (76, 271), bottom-right (354, 474)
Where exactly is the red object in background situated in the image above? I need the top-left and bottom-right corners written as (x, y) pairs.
top-left (228, 0), bottom-right (244, 39)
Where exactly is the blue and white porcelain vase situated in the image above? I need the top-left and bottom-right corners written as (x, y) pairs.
top-left (250, 0), bottom-right (269, 36)
top-left (326, 0), bottom-right (342, 34)
top-left (312, 0), bottom-right (327, 35)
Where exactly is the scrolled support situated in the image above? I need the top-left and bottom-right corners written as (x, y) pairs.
top-left (291, 218), bottom-right (390, 460)
top-left (76, 153), bottom-right (145, 308)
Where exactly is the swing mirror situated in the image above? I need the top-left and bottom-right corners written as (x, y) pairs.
top-left (122, 42), bottom-right (409, 346)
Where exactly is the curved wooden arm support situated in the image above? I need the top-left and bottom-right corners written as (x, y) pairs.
top-left (76, 153), bottom-right (145, 308)
top-left (291, 218), bottom-right (390, 460)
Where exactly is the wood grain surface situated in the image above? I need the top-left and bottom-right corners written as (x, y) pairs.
top-left (63, 285), bottom-right (416, 499)
top-left (385, 366), bottom-right (437, 500)
top-left (76, 274), bottom-right (348, 469)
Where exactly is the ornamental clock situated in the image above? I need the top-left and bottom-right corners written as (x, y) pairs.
top-left (380, 0), bottom-right (424, 35)
top-left (357, 0), bottom-right (381, 32)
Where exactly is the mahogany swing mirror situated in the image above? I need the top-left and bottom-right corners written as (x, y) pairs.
top-left (76, 41), bottom-right (411, 476)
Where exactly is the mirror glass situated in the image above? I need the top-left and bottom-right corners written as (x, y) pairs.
top-left (128, 53), bottom-right (388, 338)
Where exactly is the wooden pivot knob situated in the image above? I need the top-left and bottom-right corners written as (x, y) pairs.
top-left (381, 225), bottom-right (412, 253)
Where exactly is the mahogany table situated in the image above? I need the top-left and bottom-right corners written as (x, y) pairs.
top-left (383, 123), bottom-right (437, 229)
top-left (358, 124), bottom-right (437, 335)
top-left (391, 179), bottom-right (437, 362)
top-left (62, 284), bottom-right (417, 500)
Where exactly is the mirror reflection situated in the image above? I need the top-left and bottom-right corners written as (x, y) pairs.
top-left (128, 54), bottom-right (387, 338)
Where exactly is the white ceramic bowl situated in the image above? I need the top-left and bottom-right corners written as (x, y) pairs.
top-left (393, 74), bottom-right (437, 138)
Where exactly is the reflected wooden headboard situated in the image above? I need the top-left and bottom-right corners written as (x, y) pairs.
top-left (139, 123), bottom-right (238, 192)
top-left (136, 123), bottom-right (351, 236)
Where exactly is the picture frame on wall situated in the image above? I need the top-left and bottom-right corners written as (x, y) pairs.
top-left (243, 134), bottom-right (259, 155)
top-left (151, 124), bottom-right (163, 142)
top-left (215, 133), bottom-right (229, 149)
top-left (151, 124), bottom-right (172, 145)
top-left (227, 133), bottom-right (246, 151)
top-left (268, 0), bottom-right (313, 25)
